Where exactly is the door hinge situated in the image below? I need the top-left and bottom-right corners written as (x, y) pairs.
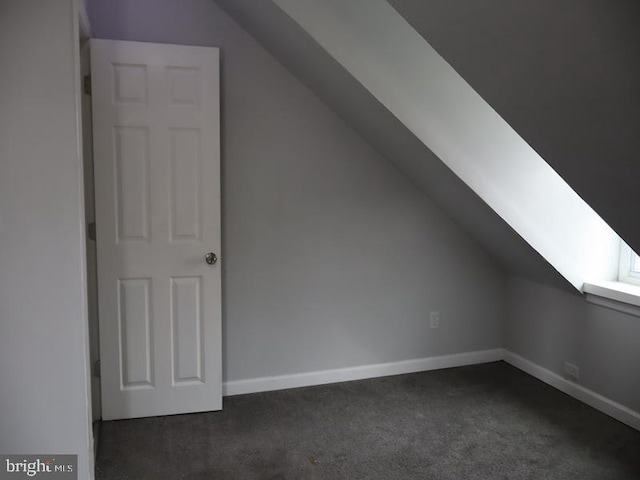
top-left (93, 360), bottom-right (101, 378)
top-left (83, 75), bottom-right (92, 95)
top-left (87, 221), bottom-right (96, 241)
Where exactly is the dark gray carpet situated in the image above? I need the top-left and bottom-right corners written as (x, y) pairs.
top-left (96, 362), bottom-right (640, 479)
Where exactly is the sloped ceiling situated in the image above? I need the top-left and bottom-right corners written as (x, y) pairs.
top-left (387, 0), bottom-right (640, 255)
top-left (213, 0), bottom-right (620, 291)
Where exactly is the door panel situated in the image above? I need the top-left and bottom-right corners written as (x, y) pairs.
top-left (91, 39), bottom-right (221, 420)
top-left (171, 276), bottom-right (204, 384)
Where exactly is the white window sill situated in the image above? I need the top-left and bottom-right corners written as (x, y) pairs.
top-left (583, 281), bottom-right (640, 317)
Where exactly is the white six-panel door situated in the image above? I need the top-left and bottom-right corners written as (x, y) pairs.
top-left (91, 39), bottom-right (221, 420)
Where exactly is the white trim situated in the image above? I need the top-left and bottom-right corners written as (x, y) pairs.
top-left (583, 281), bottom-right (640, 317)
top-left (223, 349), bottom-right (503, 396)
top-left (504, 351), bottom-right (640, 432)
top-left (617, 242), bottom-right (640, 287)
top-left (223, 349), bottom-right (640, 433)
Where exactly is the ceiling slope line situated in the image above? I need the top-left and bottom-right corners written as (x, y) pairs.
top-left (271, 0), bottom-right (619, 291)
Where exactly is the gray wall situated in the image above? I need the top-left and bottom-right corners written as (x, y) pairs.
top-left (507, 276), bottom-right (640, 412)
top-left (388, 0), bottom-right (640, 257)
top-left (88, 0), bottom-right (506, 382)
top-left (0, 0), bottom-right (93, 477)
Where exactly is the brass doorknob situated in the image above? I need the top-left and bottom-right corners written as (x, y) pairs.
top-left (205, 252), bottom-right (217, 265)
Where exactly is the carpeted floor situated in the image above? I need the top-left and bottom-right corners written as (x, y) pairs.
top-left (96, 361), bottom-right (640, 479)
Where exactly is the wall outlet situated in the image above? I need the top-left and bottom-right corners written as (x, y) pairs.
top-left (564, 362), bottom-right (580, 381)
top-left (430, 311), bottom-right (440, 329)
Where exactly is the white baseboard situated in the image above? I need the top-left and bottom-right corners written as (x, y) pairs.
top-left (224, 348), bottom-right (640, 433)
top-left (223, 348), bottom-right (503, 396)
top-left (504, 350), bottom-right (640, 432)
